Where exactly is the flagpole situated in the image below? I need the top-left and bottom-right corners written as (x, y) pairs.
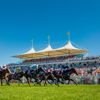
top-left (67, 32), bottom-right (71, 68)
top-left (31, 39), bottom-right (33, 48)
top-left (47, 35), bottom-right (50, 64)
top-left (67, 32), bottom-right (71, 41)
top-left (48, 35), bottom-right (50, 45)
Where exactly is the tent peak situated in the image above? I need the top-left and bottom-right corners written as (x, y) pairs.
top-left (64, 40), bottom-right (79, 49)
top-left (39, 43), bottom-right (53, 52)
top-left (42, 43), bottom-right (53, 51)
top-left (24, 47), bottom-right (36, 54)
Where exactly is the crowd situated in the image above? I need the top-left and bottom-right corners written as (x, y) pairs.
top-left (22, 55), bottom-right (76, 64)
top-left (20, 55), bottom-right (100, 65)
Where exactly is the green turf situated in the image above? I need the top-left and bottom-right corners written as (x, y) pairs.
top-left (0, 84), bottom-right (100, 100)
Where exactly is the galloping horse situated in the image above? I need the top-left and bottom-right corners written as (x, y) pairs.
top-left (24, 67), bottom-right (59, 86)
top-left (23, 67), bottom-right (46, 85)
top-left (38, 68), bottom-right (59, 86)
top-left (0, 68), bottom-right (11, 86)
top-left (62, 68), bottom-right (78, 85)
top-left (7, 67), bottom-right (46, 86)
top-left (53, 68), bottom-right (78, 85)
top-left (52, 70), bottom-right (64, 84)
top-left (7, 71), bottom-right (25, 84)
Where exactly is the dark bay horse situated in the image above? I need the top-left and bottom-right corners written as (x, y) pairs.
top-left (24, 67), bottom-right (59, 86)
top-left (53, 68), bottom-right (78, 85)
top-left (23, 67), bottom-right (46, 86)
top-left (38, 69), bottom-right (59, 86)
top-left (7, 67), bottom-right (46, 86)
top-left (0, 68), bottom-right (11, 86)
top-left (7, 71), bottom-right (24, 84)
top-left (63, 68), bottom-right (78, 85)
top-left (7, 71), bottom-right (31, 86)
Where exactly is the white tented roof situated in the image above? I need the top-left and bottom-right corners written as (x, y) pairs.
top-left (58, 40), bottom-right (80, 50)
top-left (39, 44), bottom-right (53, 52)
top-left (24, 47), bottom-right (36, 54)
top-left (14, 40), bottom-right (87, 59)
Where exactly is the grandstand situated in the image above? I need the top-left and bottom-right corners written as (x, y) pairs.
top-left (8, 38), bottom-right (100, 69)
top-left (6, 37), bottom-right (100, 84)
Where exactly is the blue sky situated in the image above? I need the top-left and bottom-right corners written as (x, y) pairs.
top-left (0, 0), bottom-right (100, 65)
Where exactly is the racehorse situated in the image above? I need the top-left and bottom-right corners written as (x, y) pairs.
top-left (53, 68), bottom-right (78, 85)
top-left (38, 68), bottom-right (59, 86)
top-left (62, 68), bottom-right (78, 85)
top-left (24, 67), bottom-right (59, 86)
top-left (7, 71), bottom-right (24, 84)
top-left (52, 70), bottom-right (64, 84)
top-left (7, 71), bottom-right (31, 86)
top-left (44, 71), bottom-right (59, 86)
top-left (7, 67), bottom-right (46, 86)
top-left (23, 67), bottom-right (46, 86)
top-left (0, 68), bottom-right (11, 86)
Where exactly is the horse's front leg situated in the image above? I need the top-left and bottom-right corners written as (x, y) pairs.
top-left (1, 79), bottom-right (3, 86)
top-left (61, 77), bottom-right (65, 84)
top-left (26, 77), bottom-right (31, 86)
top-left (68, 79), bottom-right (70, 84)
top-left (6, 79), bottom-right (10, 86)
top-left (44, 79), bottom-right (47, 86)
top-left (5, 76), bottom-right (10, 86)
top-left (70, 78), bottom-right (77, 85)
top-left (35, 78), bottom-right (41, 86)
top-left (44, 76), bottom-right (48, 86)
top-left (18, 78), bottom-right (23, 86)
top-left (38, 79), bottom-right (42, 86)
top-left (54, 79), bottom-right (59, 87)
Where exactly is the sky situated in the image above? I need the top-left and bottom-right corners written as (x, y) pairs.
top-left (0, 0), bottom-right (100, 65)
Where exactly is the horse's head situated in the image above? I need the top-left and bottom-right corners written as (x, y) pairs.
top-left (52, 70), bottom-right (56, 75)
top-left (18, 71), bottom-right (25, 77)
top-left (6, 68), bottom-right (10, 73)
top-left (70, 68), bottom-right (78, 75)
top-left (3, 68), bottom-right (11, 74)
top-left (37, 67), bottom-right (45, 73)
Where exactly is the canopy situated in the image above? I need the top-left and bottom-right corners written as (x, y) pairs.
top-left (14, 40), bottom-right (87, 59)
top-left (35, 40), bottom-right (87, 57)
top-left (39, 43), bottom-right (53, 52)
top-left (54, 40), bottom-right (87, 55)
top-left (59, 40), bottom-right (79, 50)
top-left (24, 47), bottom-right (36, 54)
top-left (13, 47), bottom-right (43, 59)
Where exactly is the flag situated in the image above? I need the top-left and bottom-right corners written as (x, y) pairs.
top-left (67, 32), bottom-right (71, 35)
top-left (48, 35), bottom-right (50, 40)
top-left (48, 35), bottom-right (50, 44)
top-left (67, 32), bottom-right (71, 41)
top-left (31, 39), bottom-right (34, 48)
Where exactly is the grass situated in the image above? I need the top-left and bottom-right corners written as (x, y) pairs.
top-left (0, 84), bottom-right (100, 100)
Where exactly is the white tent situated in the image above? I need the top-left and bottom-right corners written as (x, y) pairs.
top-left (53, 40), bottom-right (87, 55)
top-left (24, 47), bottom-right (36, 54)
top-left (14, 40), bottom-right (87, 59)
top-left (38, 43), bottom-right (53, 52)
top-left (59, 40), bottom-right (79, 50)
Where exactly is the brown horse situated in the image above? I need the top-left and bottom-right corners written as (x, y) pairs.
top-left (0, 68), bottom-right (11, 86)
top-left (53, 68), bottom-right (78, 85)
top-left (7, 71), bottom-right (31, 86)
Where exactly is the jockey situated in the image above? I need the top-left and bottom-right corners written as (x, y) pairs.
top-left (62, 65), bottom-right (69, 74)
top-left (22, 66), bottom-right (29, 73)
top-left (16, 67), bottom-right (21, 73)
top-left (36, 65), bottom-right (45, 74)
top-left (0, 66), bottom-right (2, 71)
top-left (27, 67), bottom-right (31, 74)
top-left (36, 64), bottom-right (39, 69)
top-left (1, 65), bottom-right (7, 70)
top-left (25, 67), bottom-right (30, 74)
top-left (47, 68), bottom-right (53, 73)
